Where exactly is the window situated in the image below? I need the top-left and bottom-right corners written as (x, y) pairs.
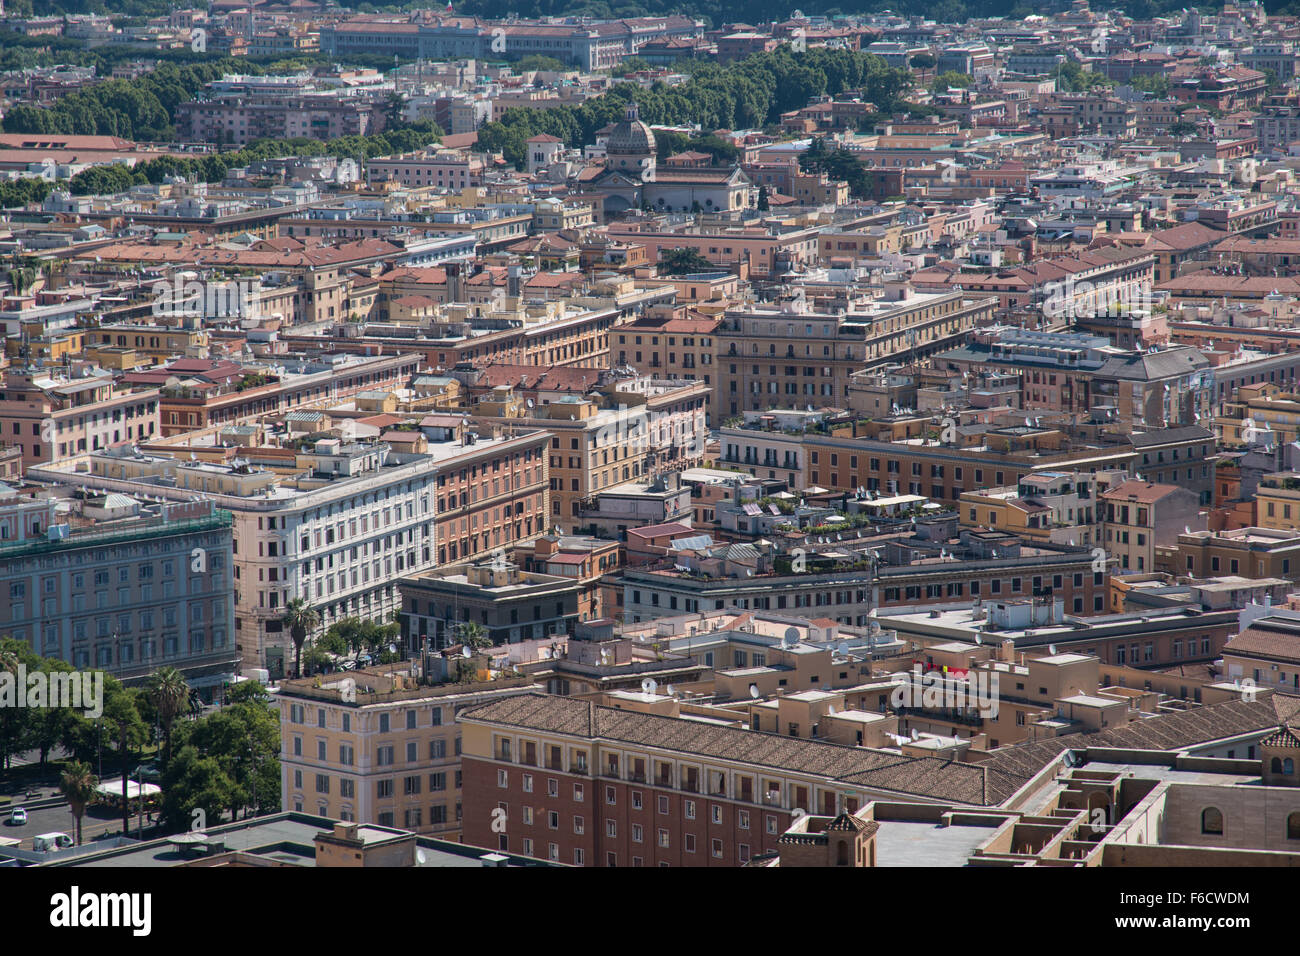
top-left (657, 828), bottom-right (670, 848)
top-left (1288, 812), bottom-right (1300, 840)
top-left (497, 769), bottom-right (508, 788)
top-left (1201, 807), bottom-right (1224, 835)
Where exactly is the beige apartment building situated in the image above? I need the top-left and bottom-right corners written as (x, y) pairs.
top-left (365, 150), bottom-right (486, 190)
top-left (278, 665), bottom-right (541, 839)
top-left (715, 291), bottom-right (996, 418)
top-left (0, 367), bottom-right (160, 468)
top-left (1102, 480), bottom-right (1203, 573)
top-left (473, 378), bottom-right (709, 522)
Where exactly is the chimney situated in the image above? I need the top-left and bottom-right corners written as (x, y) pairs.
top-left (446, 261), bottom-right (463, 303)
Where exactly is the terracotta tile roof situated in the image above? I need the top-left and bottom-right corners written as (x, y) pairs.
top-left (460, 694), bottom-right (1000, 805)
top-left (1100, 480), bottom-right (1184, 503)
top-left (1260, 724), bottom-right (1300, 749)
top-left (1223, 620), bottom-right (1300, 665)
top-left (473, 364), bottom-right (603, 392)
top-left (1146, 222), bottom-right (1228, 252)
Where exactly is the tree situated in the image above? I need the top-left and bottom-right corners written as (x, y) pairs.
top-left (909, 53), bottom-right (936, 70)
top-left (929, 71), bottom-right (974, 93)
top-left (0, 639), bottom-right (37, 772)
top-left (658, 247), bottom-right (715, 275)
top-left (281, 598), bottom-right (320, 680)
top-left (383, 91), bottom-right (405, 128)
top-left (456, 620), bottom-right (492, 651)
top-left (59, 761), bottom-right (99, 846)
top-left (27, 657), bottom-right (79, 770)
top-left (146, 666), bottom-right (189, 767)
top-left (799, 137), bottom-right (875, 199)
top-left (757, 184), bottom-right (770, 211)
top-left (100, 680), bottom-right (148, 836)
top-left (160, 746), bottom-right (235, 832)
top-left (1128, 74), bottom-right (1171, 97)
top-left (163, 679), bottom-right (280, 828)
top-left (300, 644), bottom-right (333, 676)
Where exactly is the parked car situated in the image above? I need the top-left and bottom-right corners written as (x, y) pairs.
top-left (7, 808), bottom-right (26, 826)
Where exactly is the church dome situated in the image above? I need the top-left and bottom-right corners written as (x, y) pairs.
top-left (607, 102), bottom-right (656, 165)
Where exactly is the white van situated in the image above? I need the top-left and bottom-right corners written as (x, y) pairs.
top-left (33, 832), bottom-right (74, 852)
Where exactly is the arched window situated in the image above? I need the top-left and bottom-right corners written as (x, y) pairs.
top-left (837, 841), bottom-right (849, 866)
top-left (1272, 758), bottom-right (1283, 773)
top-left (1202, 807), bottom-right (1224, 835)
top-left (1286, 759), bottom-right (1296, 775)
top-left (1289, 813), bottom-right (1300, 840)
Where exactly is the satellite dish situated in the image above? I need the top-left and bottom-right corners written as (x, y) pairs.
top-left (1048, 644), bottom-right (1058, 655)
top-left (461, 645), bottom-right (472, 658)
top-left (837, 641), bottom-right (848, 655)
top-left (666, 684), bottom-right (676, 697)
top-left (827, 703), bottom-right (837, 715)
top-left (910, 728), bottom-right (920, 741)
top-left (416, 849), bottom-right (427, 864)
top-left (749, 683), bottom-right (760, 699)
top-left (641, 677), bottom-right (658, 696)
top-left (387, 643), bottom-right (396, 654)
top-left (974, 633), bottom-right (982, 645)
top-left (784, 626), bottom-right (799, 645)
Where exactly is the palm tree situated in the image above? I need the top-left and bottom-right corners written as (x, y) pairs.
top-left (59, 761), bottom-right (98, 846)
top-left (281, 599), bottom-right (320, 679)
top-left (145, 667), bottom-right (188, 767)
top-left (456, 620), bottom-right (492, 651)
